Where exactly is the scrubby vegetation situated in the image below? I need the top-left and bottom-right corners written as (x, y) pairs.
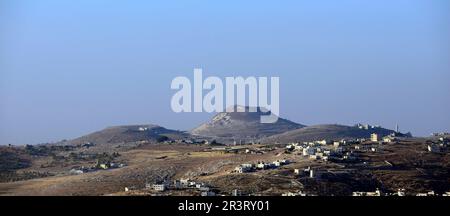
top-left (0, 171), bottom-right (53, 183)
top-left (0, 149), bottom-right (31, 172)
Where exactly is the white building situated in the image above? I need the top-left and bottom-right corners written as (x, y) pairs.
top-left (138, 127), bottom-right (148, 131)
top-left (235, 164), bottom-right (253, 173)
top-left (371, 133), bottom-right (380, 142)
top-left (273, 161), bottom-right (282, 167)
top-left (124, 186), bottom-right (137, 192)
top-left (201, 191), bottom-right (216, 196)
top-left (152, 184), bottom-right (165, 191)
top-left (428, 145), bottom-right (441, 153)
top-left (397, 189), bottom-right (406, 196)
top-left (352, 189), bottom-right (381, 196)
top-left (383, 136), bottom-right (397, 143)
top-left (303, 147), bottom-right (316, 156)
top-left (256, 162), bottom-right (266, 169)
top-left (232, 189), bottom-right (242, 196)
top-left (333, 141), bottom-right (340, 147)
top-left (416, 191), bottom-right (435, 196)
top-left (316, 140), bottom-right (330, 145)
top-left (309, 155), bottom-right (318, 160)
top-left (180, 178), bottom-right (189, 186)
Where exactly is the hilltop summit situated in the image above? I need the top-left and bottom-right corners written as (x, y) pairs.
top-left (190, 106), bottom-right (305, 140)
top-left (69, 124), bottom-right (185, 145)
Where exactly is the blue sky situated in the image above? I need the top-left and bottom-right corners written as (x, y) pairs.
top-left (1, 0), bottom-right (449, 144)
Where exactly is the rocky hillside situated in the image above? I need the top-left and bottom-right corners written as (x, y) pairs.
top-left (69, 124), bottom-right (186, 145)
top-left (190, 106), bottom-right (304, 141)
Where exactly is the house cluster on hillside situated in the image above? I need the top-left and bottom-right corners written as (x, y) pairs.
top-left (172, 178), bottom-right (216, 196)
top-left (96, 161), bottom-right (126, 170)
top-left (125, 178), bottom-right (216, 196)
top-left (294, 166), bottom-right (318, 178)
top-left (427, 137), bottom-right (449, 153)
top-left (205, 144), bottom-right (281, 155)
top-left (173, 178), bottom-right (207, 189)
top-left (138, 127), bottom-right (149, 131)
top-left (286, 140), bottom-right (361, 162)
top-left (352, 188), bottom-right (450, 196)
top-left (80, 142), bottom-right (95, 148)
top-left (285, 132), bottom-right (410, 163)
top-left (431, 132), bottom-right (449, 136)
top-left (281, 188), bottom-right (450, 196)
top-left (282, 191), bottom-right (308, 196)
top-left (352, 189), bottom-right (382, 196)
top-left (377, 131), bottom-right (409, 143)
top-left (355, 123), bottom-right (381, 130)
top-left (163, 139), bottom-right (210, 145)
top-left (69, 162), bottom-right (126, 175)
top-left (233, 159), bottom-right (291, 173)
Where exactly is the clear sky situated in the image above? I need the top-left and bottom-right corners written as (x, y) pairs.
top-left (1, 0), bottom-right (449, 144)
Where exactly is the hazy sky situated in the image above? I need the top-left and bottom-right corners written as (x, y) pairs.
top-left (1, 0), bottom-right (449, 144)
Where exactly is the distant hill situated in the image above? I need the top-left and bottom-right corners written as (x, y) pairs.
top-left (260, 124), bottom-right (399, 143)
top-left (69, 124), bottom-right (186, 145)
top-left (190, 106), bottom-right (305, 141)
top-left (65, 110), bottom-right (409, 146)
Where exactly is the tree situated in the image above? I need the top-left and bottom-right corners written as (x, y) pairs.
top-left (157, 136), bottom-right (169, 143)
